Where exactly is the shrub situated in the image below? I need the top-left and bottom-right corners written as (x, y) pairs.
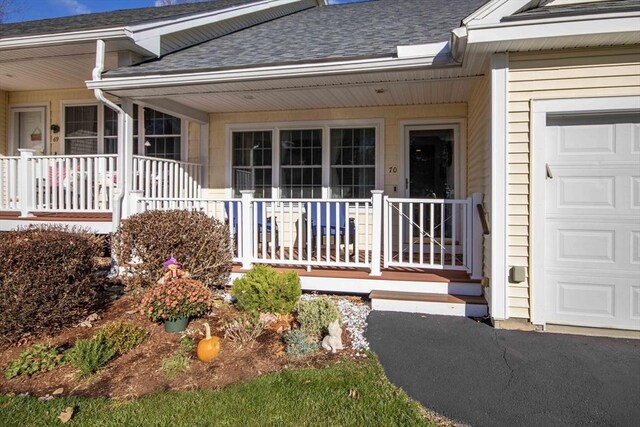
top-left (139, 278), bottom-right (214, 322)
top-left (296, 297), bottom-right (341, 337)
top-left (0, 226), bottom-right (103, 344)
top-left (66, 331), bottom-right (115, 377)
top-left (283, 329), bottom-right (319, 359)
top-left (114, 210), bottom-right (232, 288)
top-left (4, 344), bottom-right (66, 380)
top-left (101, 321), bottom-right (147, 356)
top-left (222, 315), bottom-right (266, 348)
top-left (232, 265), bottom-right (301, 314)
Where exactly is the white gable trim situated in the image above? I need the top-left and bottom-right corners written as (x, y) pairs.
top-left (462, 0), bottom-right (533, 26)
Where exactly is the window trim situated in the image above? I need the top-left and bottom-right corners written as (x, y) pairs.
top-left (225, 119), bottom-right (384, 199)
top-left (61, 101), bottom-right (109, 155)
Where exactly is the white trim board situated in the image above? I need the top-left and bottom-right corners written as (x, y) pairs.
top-left (529, 95), bottom-right (640, 327)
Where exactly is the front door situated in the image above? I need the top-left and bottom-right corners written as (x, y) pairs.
top-left (11, 107), bottom-right (47, 155)
top-left (405, 127), bottom-right (456, 200)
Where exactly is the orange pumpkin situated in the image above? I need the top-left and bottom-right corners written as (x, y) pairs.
top-left (197, 322), bottom-right (220, 362)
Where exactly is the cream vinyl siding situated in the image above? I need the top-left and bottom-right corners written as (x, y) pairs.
top-left (508, 47), bottom-right (640, 319)
top-left (9, 88), bottom-right (97, 154)
top-left (0, 90), bottom-right (7, 154)
top-left (206, 103), bottom-right (467, 196)
top-left (467, 73), bottom-right (491, 284)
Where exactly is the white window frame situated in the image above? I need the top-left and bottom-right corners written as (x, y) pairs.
top-left (8, 104), bottom-right (48, 155)
top-left (225, 119), bottom-right (385, 198)
top-left (139, 106), bottom-right (184, 160)
top-left (61, 101), bottom-right (107, 155)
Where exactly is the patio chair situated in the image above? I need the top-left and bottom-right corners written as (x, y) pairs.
top-left (308, 202), bottom-right (356, 255)
top-left (224, 201), bottom-right (279, 250)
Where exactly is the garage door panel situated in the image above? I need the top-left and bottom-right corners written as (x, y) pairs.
top-left (545, 274), bottom-right (638, 330)
top-left (546, 221), bottom-right (638, 270)
top-left (544, 113), bottom-right (640, 331)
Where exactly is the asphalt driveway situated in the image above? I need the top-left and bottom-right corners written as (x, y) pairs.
top-left (366, 312), bottom-right (640, 427)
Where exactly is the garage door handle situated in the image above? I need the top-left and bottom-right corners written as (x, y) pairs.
top-left (546, 163), bottom-right (553, 179)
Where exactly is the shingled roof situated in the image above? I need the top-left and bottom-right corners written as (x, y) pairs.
top-left (0, 0), bottom-right (255, 38)
top-left (106, 0), bottom-right (488, 77)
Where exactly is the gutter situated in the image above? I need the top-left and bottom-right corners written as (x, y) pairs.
top-left (86, 52), bottom-right (457, 91)
top-left (92, 39), bottom-right (127, 234)
top-left (0, 28), bottom-right (129, 50)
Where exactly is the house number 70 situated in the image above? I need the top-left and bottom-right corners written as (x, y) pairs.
top-left (388, 166), bottom-right (397, 173)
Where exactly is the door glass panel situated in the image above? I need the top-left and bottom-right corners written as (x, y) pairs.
top-left (13, 109), bottom-right (45, 155)
top-left (407, 128), bottom-right (455, 242)
top-left (408, 129), bottom-right (454, 199)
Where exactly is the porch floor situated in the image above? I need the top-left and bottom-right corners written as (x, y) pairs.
top-left (0, 211), bottom-right (112, 222)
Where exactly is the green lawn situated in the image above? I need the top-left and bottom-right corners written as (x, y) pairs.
top-left (0, 355), bottom-right (433, 427)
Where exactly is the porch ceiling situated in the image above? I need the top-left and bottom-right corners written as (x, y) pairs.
top-left (0, 40), bottom-right (139, 91)
top-left (107, 68), bottom-right (483, 113)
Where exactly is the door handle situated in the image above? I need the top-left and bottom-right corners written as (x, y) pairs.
top-left (546, 163), bottom-right (553, 179)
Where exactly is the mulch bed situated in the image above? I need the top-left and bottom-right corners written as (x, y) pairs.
top-left (0, 285), bottom-right (354, 400)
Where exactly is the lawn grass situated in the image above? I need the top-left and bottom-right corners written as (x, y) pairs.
top-left (0, 355), bottom-right (433, 427)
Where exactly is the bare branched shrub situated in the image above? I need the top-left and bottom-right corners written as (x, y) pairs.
top-left (0, 226), bottom-right (104, 344)
top-left (223, 315), bottom-right (266, 348)
top-left (114, 210), bottom-right (232, 289)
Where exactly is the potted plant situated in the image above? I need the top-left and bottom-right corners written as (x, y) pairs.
top-left (140, 278), bottom-right (214, 332)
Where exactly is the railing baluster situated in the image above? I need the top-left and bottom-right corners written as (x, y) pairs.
top-left (440, 202), bottom-right (445, 268)
top-left (398, 202), bottom-right (403, 264)
top-left (452, 203), bottom-right (457, 267)
top-left (430, 203), bottom-right (434, 266)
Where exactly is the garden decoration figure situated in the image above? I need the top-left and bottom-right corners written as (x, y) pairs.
top-left (158, 256), bottom-right (190, 283)
top-left (321, 320), bottom-right (343, 353)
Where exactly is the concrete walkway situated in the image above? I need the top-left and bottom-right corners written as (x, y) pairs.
top-left (366, 312), bottom-right (640, 427)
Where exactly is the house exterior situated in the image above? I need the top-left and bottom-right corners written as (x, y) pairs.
top-left (1, 0), bottom-right (638, 336)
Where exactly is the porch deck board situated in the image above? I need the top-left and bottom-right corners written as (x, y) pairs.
top-left (232, 263), bottom-right (477, 283)
top-left (0, 211), bottom-right (111, 222)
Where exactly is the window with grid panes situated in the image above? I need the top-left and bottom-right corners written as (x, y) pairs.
top-left (103, 106), bottom-right (118, 154)
top-left (330, 127), bottom-right (376, 198)
top-left (280, 129), bottom-right (322, 198)
top-left (143, 108), bottom-right (181, 160)
top-left (232, 130), bottom-right (272, 197)
top-left (64, 105), bottom-right (98, 155)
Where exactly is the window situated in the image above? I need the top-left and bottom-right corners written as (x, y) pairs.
top-left (229, 121), bottom-right (381, 199)
top-left (330, 128), bottom-right (375, 198)
top-left (64, 105), bottom-right (98, 155)
top-left (280, 129), bottom-right (322, 198)
top-left (104, 106), bottom-right (118, 154)
top-left (143, 108), bottom-right (181, 160)
top-left (232, 131), bottom-right (272, 198)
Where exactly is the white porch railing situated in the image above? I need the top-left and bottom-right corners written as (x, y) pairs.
top-left (0, 156), bottom-right (20, 211)
top-left (29, 154), bottom-right (118, 212)
top-left (133, 156), bottom-right (202, 199)
top-left (134, 191), bottom-right (483, 277)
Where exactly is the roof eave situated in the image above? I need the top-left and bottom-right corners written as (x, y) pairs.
top-left (87, 50), bottom-right (457, 92)
top-left (0, 27), bottom-right (131, 50)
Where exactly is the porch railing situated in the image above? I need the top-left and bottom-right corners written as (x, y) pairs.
top-left (0, 156), bottom-right (20, 211)
top-left (132, 155), bottom-right (202, 199)
top-left (29, 154), bottom-right (118, 212)
top-left (134, 191), bottom-right (483, 277)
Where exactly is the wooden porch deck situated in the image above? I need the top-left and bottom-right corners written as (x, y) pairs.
top-left (0, 211), bottom-right (112, 222)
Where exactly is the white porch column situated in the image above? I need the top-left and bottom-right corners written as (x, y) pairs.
top-left (119, 98), bottom-right (135, 219)
top-left (490, 53), bottom-right (509, 321)
top-left (240, 190), bottom-right (254, 270)
top-left (18, 149), bottom-right (35, 218)
top-left (199, 123), bottom-right (209, 193)
top-left (370, 190), bottom-right (384, 276)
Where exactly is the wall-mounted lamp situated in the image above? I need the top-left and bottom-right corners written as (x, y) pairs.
top-left (50, 124), bottom-right (60, 134)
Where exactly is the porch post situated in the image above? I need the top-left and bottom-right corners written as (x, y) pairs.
top-left (471, 192), bottom-right (484, 280)
top-left (119, 98), bottom-right (135, 219)
top-left (240, 190), bottom-right (254, 270)
top-left (18, 149), bottom-right (35, 218)
top-left (370, 190), bottom-right (383, 276)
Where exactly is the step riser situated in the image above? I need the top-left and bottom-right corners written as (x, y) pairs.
top-left (371, 299), bottom-right (488, 317)
top-left (230, 273), bottom-right (482, 296)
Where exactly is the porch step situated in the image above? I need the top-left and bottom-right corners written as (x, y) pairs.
top-left (369, 290), bottom-right (488, 318)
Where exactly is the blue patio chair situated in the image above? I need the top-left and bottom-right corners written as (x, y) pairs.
top-left (308, 202), bottom-right (356, 254)
top-left (224, 201), bottom-right (278, 248)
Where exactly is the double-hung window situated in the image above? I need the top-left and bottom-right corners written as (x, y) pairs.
top-left (230, 121), bottom-right (381, 198)
top-left (64, 105), bottom-right (99, 155)
top-left (143, 108), bottom-right (181, 160)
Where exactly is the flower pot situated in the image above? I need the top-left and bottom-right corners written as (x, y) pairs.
top-left (164, 317), bottom-right (189, 333)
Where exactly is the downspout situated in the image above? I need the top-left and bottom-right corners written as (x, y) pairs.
top-left (92, 39), bottom-right (126, 233)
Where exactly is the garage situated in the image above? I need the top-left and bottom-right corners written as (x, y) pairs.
top-left (540, 111), bottom-right (640, 331)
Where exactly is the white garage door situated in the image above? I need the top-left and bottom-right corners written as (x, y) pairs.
top-left (545, 113), bottom-right (640, 330)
